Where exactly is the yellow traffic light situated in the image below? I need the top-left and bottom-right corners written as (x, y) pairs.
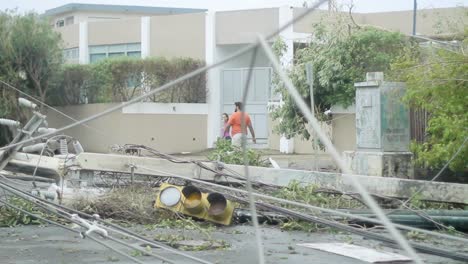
top-left (155, 183), bottom-right (235, 225)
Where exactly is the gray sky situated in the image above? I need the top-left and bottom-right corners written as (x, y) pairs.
top-left (1, 0), bottom-right (467, 13)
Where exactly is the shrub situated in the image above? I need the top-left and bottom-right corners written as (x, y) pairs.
top-left (207, 139), bottom-right (268, 167)
top-left (47, 57), bottom-right (206, 106)
top-left (0, 197), bottom-right (43, 227)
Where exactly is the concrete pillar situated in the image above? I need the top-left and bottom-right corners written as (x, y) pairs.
top-left (278, 6), bottom-right (294, 68)
top-left (140, 16), bottom-right (151, 99)
top-left (278, 6), bottom-right (295, 153)
top-left (78, 21), bottom-right (89, 64)
top-left (205, 11), bottom-right (221, 148)
top-left (141, 17), bottom-right (151, 58)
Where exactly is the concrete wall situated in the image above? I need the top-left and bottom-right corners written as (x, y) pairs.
top-left (292, 8), bottom-right (331, 33)
top-left (217, 44), bottom-right (271, 69)
top-left (150, 13), bottom-right (205, 60)
top-left (216, 8), bottom-right (279, 44)
top-left (332, 114), bottom-right (356, 154)
top-left (45, 103), bottom-right (208, 154)
top-left (55, 23), bottom-right (79, 48)
top-left (292, 7), bottom-right (467, 36)
top-left (360, 7), bottom-right (467, 36)
top-left (268, 116), bottom-right (336, 154)
top-left (88, 18), bottom-right (141, 46)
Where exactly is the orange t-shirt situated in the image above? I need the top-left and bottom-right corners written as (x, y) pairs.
top-left (227, 111), bottom-right (251, 136)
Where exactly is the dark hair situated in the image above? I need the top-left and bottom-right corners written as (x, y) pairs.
top-left (222, 113), bottom-right (229, 119)
top-left (234, 102), bottom-right (242, 111)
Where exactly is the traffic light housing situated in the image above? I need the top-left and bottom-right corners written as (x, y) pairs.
top-left (155, 183), bottom-right (235, 225)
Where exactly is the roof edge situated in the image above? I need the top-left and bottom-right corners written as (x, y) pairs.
top-left (44, 3), bottom-right (207, 17)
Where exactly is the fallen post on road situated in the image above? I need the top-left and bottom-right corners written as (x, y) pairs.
top-left (70, 152), bottom-right (468, 205)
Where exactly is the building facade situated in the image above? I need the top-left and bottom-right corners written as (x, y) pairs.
top-left (44, 3), bottom-right (467, 154)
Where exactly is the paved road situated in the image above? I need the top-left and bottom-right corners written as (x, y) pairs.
top-left (0, 224), bottom-right (464, 263)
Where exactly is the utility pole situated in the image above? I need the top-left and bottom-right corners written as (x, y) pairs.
top-left (0, 98), bottom-right (46, 171)
top-left (305, 62), bottom-right (318, 171)
top-left (412, 0), bottom-right (417, 35)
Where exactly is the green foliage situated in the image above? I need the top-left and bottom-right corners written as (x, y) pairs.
top-left (207, 139), bottom-right (268, 167)
top-left (280, 220), bottom-right (319, 233)
top-left (0, 11), bottom-right (62, 144)
top-left (47, 56), bottom-right (206, 106)
top-left (130, 249), bottom-right (144, 257)
top-left (153, 217), bottom-right (214, 233)
top-left (274, 180), bottom-right (364, 209)
top-left (391, 36), bottom-right (468, 172)
top-left (271, 24), bottom-right (408, 140)
top-left (406, 230), bottom-right (428, 241)
top-left (0, 197), bottom-right (42, 227)
top-left (0, 11), bottom-right (62, 105)
top-left (48, 64), bottom-right (92, 105)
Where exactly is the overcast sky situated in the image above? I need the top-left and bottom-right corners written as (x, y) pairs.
top-left (1, 0), bottom-right (466, 14)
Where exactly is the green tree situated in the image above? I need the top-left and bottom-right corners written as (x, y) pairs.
top-left (0, 11), bottom-right (63, 144)
top-left (271, 23), bottom-right (409, 140)
top-left (391, 36), bottom-right (467, 172)
top-left (8, 12), bottom-right (63, 106)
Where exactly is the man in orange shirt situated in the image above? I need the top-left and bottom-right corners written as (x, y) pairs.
top-left (224, 102), bottom-right (256, 147)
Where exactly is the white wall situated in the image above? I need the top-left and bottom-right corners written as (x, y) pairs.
top-left (216, 44), bottom-right (271, 69)
top-left (122, 103), bottom-right (208, 115)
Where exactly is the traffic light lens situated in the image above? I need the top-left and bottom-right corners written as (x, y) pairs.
top-left (207, 193), bottom-right (227, 216)
top-left (160, 186), bottom-right (181, 207)
top-left (182, 186), bottom-right (202, 208)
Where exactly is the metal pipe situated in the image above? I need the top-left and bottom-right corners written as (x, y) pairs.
top-left (340, 209), bottom-right (468, 217)
top-left (350, 215), bottom-right (468, 232)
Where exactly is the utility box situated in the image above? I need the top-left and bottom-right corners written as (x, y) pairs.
top-left (344, 72), bottom-right (413, 178)
top-left (355, 73), bottom-right (410, 152)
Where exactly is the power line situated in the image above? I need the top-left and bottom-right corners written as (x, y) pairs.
top-left (239, 46), bottom-right (265, 264)
top-left (401, 137), bottom-right (468, 207)
top-left (0, 183), bottom-right (180, 264)
top-left (258, 35), bottom-right (424, 263)
top-left (1, 1), bottom-right (462, 262)
top-left (0, 180), bottom-right (213, 264)
top-left (133, 164), bottom-right (468, 244)
top-left (0, 198), bottom-right (147, 264)
top-left (0, 80), bottom-right (111, 140)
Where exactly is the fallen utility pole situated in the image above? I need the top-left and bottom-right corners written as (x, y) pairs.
top-left (69, 152), bottom-right (468, 205)
top-left (0, 98), bottom-right (45, 171)
top-left (0, 171), bottom-right (55, 183)
top-left (2, 150), bottom-right (467, 205)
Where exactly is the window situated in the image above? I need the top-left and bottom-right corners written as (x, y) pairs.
top-left (63, 48), bottom-right (79, 64)
top-left (65, 16), bottom-right (74, 26)
top-left (90, 53), bottom-right (106, 63)
top-left (88, 43), bottom-right (141, 63)
top-left (127, 51), bottom-right (141, 57)
top-left (56, 19), bottom-right (64, 28)
top-left (108, 52), bottom-right (125, 57)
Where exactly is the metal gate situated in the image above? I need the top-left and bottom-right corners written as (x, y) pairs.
top-left (221, 67), bottom-right (271, 141)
